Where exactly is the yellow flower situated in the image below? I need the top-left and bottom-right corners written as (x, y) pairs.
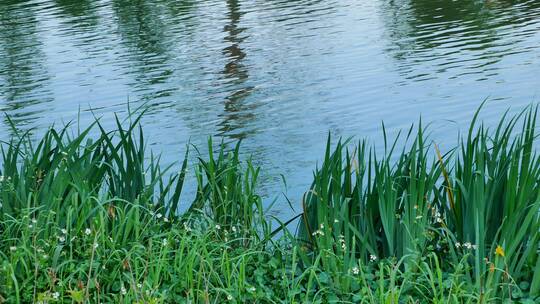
top-left (495, 245), bottom-right (505, 257)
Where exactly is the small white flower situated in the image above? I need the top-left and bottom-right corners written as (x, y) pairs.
top-left (162, 238), bottom-right (168, 246)
top-left (231, 226), bottom-right (237, 233)
top-left (215, 224), bottom-right (221, 230)
top-left (370, 254), bottom-right (377, 262)
top-left (52, 292), bottom-right (59, 300)
top-left (121, 286), bottom-right (127, 295)
top-left (31, 219), bottom-right (37, 224)
top-left (156, 213), bottom-right (163, 219)
top-left (311, 229), bottom-right (325, 237)
top-left (247, 286), bottom-right (256, 293)
top-left (334, 219), bottom-right (339, 223)
top-left (93, 243), bottom-right (99, 249)
top-left (84, 228), bottom-right (91, 235)
top-left (137, 283), bottom-right (142, 289)
top-left (227, 294), bottom-right (233, 300)
top-left (9, 246), bottom-right (16, 251)
top-left (58, 236), bottom-right (66, 242)
top-left (351, 266), bottom-right (360, 275)
top-left (163, 217), bottom-right (169, 223)
top-left (455, 242), bottom-right (461, 248)
top-left (29, 224), bottom-right (33, 229)
top-left (464, 242), bottom-right (472, 249)
top-left (61, 229), bottom-right (67, 234)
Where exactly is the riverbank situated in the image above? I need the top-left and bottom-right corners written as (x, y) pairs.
top-left (1, 106), bottom-right (540, 303)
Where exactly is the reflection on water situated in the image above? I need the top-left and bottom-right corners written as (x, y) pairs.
top-left (383, 0), bottom-right (540, 82)
top-left (0, 0), bottom-right (53, 130)
top-left (0, 0), bottom-right (539, 215)
top-left (219, 0), bottom-right (255, 139)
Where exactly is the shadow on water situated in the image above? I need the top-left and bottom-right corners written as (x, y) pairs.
top-left (381, 0), bottom-right (540, 80)
top-left (217, 0), bottom-right (256, 140)
top-left (0, 0), bottom-right (54, 133)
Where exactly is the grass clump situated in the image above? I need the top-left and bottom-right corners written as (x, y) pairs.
top-left (1, 105), bottom-right (540, 303)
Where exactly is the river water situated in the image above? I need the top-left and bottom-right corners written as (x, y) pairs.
top-left (1, 0), bottom-right (539, 215)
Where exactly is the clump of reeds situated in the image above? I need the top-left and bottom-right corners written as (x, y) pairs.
top-left (298, 105), bottom-right (540, 301)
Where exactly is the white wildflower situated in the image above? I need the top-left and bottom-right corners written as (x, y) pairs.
top-left (215, 224), bottom-right (221, 230)
top-left (227, 294), bottom-right (233, 300)
top-left (163, 217), bottom-right (169, 223)
top-left (455, 242), bottom-right (461, 248)
top-left (52, 292), bottom-right (59, 300)
top-left (156, 213), bottom-right (163, 219)
top-left (9, 246), bottom-right (16, 251)
top-left (121, 286), bottom-right (127, 295)
top-left (370, 254), bottom-right (377, 262)
top-left (351, 266), bottom-right (360, 275)
top-left (93, 243), bottom-right (99, 249)
top-left (338, 235), bottom-right (346, 250)
top-left (162, 238), bottom-right (168, 246)
top-left (31, 219), bottom-right (37, 224)
top-left (231, 226), bottom-right (237, 233)
top-left (61, 229), bottom-right (67, 234)
top-left (247, 286), bottom-right (256, 293)
top-left (58, 236), bottom-right (66, 242)
top-left (137, 283), bottom-right (142, 289)
top-left (84, 228), bottom-right (91, 236)
top-left (311, 229), bottom-right (325, 237)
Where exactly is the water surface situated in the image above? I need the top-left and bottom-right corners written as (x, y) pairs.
top-left (1, 0), bottom-right (539, 215)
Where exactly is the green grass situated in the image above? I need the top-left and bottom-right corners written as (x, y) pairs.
top-left (1, 106), bottom-right (540, 303)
